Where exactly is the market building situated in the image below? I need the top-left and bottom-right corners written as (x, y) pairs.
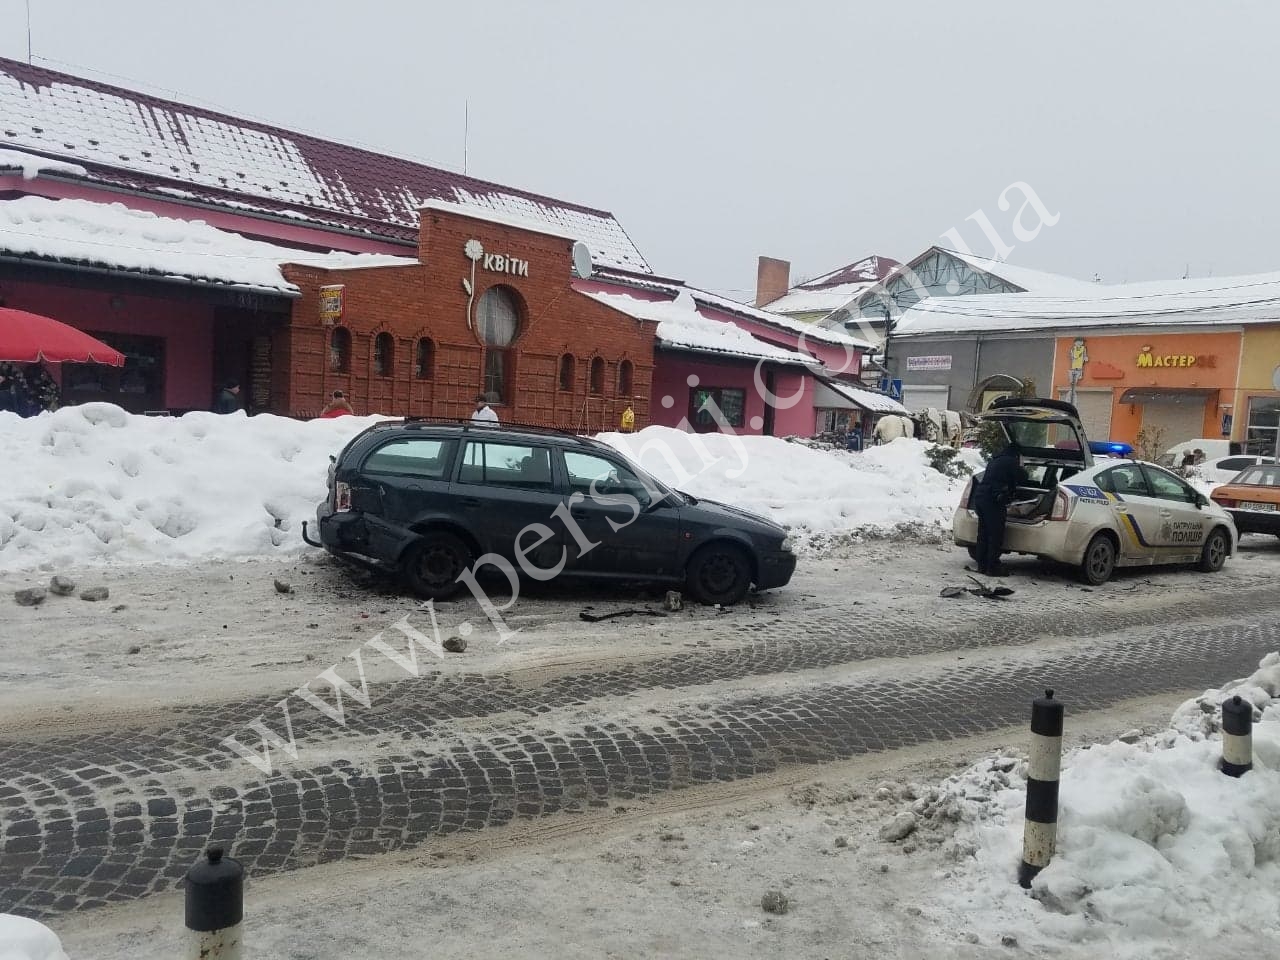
top-left (891, 272), bottom-right (1280, 452)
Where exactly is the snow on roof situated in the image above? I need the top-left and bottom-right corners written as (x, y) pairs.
top-left (894, 270), bottom-right (1280, 337)
top-left (805, 255), bottom-right (902, 289)
top-left (582, 290), bottom-right (820, 367)
top-left (0, 196), bottom-right (414, 294)
top-left (764, 255), bottom-right (901, 317)
top-left (939, 248), bottom-right (1102, 295)
top-left (819, 378), bottom-right (909, 415)
top-left (0, 146), bottom-right (87, 180)
top-left (0, 57), bottom-right (650, 272)
top-left (590, 267), bottom-right (872, 351)
top-left (419, 197), bottom-right (578, 242)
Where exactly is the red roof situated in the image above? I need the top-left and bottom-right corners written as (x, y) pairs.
top-left (800, 255), bottom-right (901, 289)
top-left (0, 57), bottom-right (650, 272)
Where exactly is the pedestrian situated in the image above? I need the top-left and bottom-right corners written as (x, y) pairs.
top-left (471, 393), bottom-right (499, 424)
top-left (849, 422), bottom-right (864, 452)
top-left (970, 440), bottom-right (1028, 577)
top-left (24, 364), bottom-right (59, 413)
top-left (213, 379), bottom-right (242, 414)
top-left (620, 404), bottom-right (635, 432)
top-left (318, 390), bottom-right (355, 419)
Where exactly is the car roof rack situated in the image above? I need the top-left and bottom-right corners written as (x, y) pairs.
top-left (397, 416), bottom-right (605, 446)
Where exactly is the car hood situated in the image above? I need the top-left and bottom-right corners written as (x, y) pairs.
top-left (680, 495), bottom-right (787, 537)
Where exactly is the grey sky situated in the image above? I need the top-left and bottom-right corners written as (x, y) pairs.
top-left (2, 0), bottom-right (1276, 297)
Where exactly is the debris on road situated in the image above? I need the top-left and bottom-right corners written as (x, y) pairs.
top-left (48, 575), bottom-right (76, 596)
top-left (443, 636), bottom-right (467, 653)
top-left (664, 590), bottom-right (683, 612)
top-left (760, 890), bottom-right (790, 915)
top-left (14, 587), bottom-right (46, 606)
top-left (274, 579), bottom-right (293, 594)
top-left (579, 608), bottom-right (667, 623)
top-left (879, 812), bottom-right (918, 842)
top-left (79, 586), bottom-right (109, 602)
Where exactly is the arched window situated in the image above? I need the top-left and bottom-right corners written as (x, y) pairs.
top-left (558, 353), bottom-right (575, 392)
top-left (617, 359), bottom-right (634, 398)
top-left (589, 357), bottom-right (605, 396)
top-left (329, 327), bottom-right (351, 373)
top-left (415, 338), bottom-right (434, 379)
top-left (373, 332), bottom-right (394, 377)
top-left (477, 286), bottom-right (521, 401)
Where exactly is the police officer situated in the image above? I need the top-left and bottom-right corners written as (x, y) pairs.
top-left (972, 441), bottom-right (1028, 577)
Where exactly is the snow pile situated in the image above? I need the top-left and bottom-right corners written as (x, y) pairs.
top-left (905, 654), bottom-right (1280, 952)
top-left (0, 196), bottom-right (414, 294)
top-left (600, 426), bottom-right (979, 550)
top-left (0, 147), bottom-right (87, 181)
top-left (0, 405), bottom-right (376, 572)
top-left (0, 914), bottom-right (69, 960)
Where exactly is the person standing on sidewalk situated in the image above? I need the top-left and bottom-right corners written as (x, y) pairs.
top-left (971, 441), bottom-right (1027, 577)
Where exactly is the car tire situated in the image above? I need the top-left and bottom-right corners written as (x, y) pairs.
top-left (966, 545), bottom-right (979, 562)
top-left (1198, 527), bottom-right (1229, 573)
top-left (1080, 533), bottom-right (1116, 586)
top-left (402, 531), bottom-right (473, 600)
top-left (686, 543), bottom-right (752, 606)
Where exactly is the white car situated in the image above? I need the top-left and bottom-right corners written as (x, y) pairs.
top-left (1187, 454), bottom-right (1276, 487)
top-left (953, 398), bottom-right (1237, 585)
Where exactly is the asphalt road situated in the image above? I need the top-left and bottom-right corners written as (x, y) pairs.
top-left (3, 543), bottom-right (1278, 918)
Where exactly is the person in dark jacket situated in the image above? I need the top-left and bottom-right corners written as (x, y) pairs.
top-left (213, 379), bottom-right (242, 414)
top-left (971, 441), bottom-right (1028, 577)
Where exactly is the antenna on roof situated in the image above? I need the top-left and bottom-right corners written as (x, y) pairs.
top-left (26, 0), bottom-right (33, 64)
top-left (463, 100), bottom-right (469, 175)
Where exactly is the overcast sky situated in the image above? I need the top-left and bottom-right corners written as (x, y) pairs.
top-left (2, 0), bottom-right (1276, 298)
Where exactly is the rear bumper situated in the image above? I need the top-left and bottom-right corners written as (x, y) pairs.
top-left (1227, 508), bottom-right (1280, 535)
top-left (756, 549), bottom-right (798, 590)
top-left (952, 507), bottom-right (1091, 564)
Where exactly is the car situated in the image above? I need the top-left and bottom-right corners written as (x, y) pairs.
top-left (1209, 463), bottom-right (1280, 537)
top-left (952, 397), bottom-right (1236, 585)
top-left (1188, 454), bottom-right (1276, 487)
top-left (305, 420), bottom-right (796, 605)
top-left (1159, 438), bottom-right (1231, 467)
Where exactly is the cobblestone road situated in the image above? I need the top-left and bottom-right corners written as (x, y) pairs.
top-left (3, 565), bottom-right (1278, 918)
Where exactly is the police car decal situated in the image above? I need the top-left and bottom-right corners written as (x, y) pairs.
top-left (1064, 483), bottom-right (1111, 504)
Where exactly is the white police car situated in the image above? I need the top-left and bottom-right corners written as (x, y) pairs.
top-left (953, 398), bottom-right (1236, 585)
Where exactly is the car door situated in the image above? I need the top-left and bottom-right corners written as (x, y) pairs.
top-left (1140, 463), bottom-right (1210, 559)
top-left (559, 448), bottom-right (682, 578)
top-left (1093, 463), bottom-right (1163, 562)
top-left (355, 436), bottom-right (459, 556)
top-left (454, 439), bottom-right (567, 575)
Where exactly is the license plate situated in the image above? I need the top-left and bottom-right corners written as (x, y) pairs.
top-left (1241, 501), bottom-right (1277, 512)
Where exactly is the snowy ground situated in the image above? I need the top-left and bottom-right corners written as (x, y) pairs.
top-left (0, 407), bottom-right (974, 572)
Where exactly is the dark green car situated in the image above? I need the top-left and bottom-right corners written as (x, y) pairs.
top-left (309, 421), bottom-right (796, 605)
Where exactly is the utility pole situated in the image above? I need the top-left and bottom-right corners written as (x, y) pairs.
top-left (880, 296), bottom-right (895, 397)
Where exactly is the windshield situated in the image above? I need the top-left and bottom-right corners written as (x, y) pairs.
top-left (1235, 465), bottom-right (1280, 486)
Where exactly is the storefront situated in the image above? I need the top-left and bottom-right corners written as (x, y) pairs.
top-left (1050, 330), bottom-right (1243, 450)
top-left (1230, 326), bottom-right (1280, 456)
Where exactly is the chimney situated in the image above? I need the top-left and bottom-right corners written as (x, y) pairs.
top-left (755, 256), bottom-right (790, 307)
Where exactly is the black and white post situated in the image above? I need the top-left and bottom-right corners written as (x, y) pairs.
top-left (1018, 688), bottom-right (1064, 889)
top-left (185, 846), bottom-right (243, 960)
top-left (1220, 694), bottom-right (1253, 778)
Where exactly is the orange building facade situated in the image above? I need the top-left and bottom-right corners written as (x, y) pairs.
top-left (1051, 330), bottom-right (1244, 451)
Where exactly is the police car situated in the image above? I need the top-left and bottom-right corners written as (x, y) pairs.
top-left (952, 398), bottom-right (1237, 585)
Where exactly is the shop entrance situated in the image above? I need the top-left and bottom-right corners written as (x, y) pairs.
top-left (1137, 399), bottom-right (1210, 449)
top-left (1060, 388), bottom-right (1113, 441)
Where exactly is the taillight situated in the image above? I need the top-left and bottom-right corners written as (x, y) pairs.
top-left (959, 478), bottom-right (973, 510)
top-left (1049, 489), bottom-right (1071, 521)
top-left (335, 481), bottom-right (352, 513)
top-left (1215, 497), bottom-right (1236, 508)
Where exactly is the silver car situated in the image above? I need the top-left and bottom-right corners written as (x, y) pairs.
top-left (953, 398), bottom-right (1236, 585)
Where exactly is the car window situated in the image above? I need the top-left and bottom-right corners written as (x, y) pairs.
top-left (1218, 457), bottom-right (1257, 471)
top-left (1142, 465), bottom-right (1198, 504)
top-left (458, 442), bottom-right (554, 491)
top-left (1237, 465), bottom-right (1280, 486)
top-left (362, 438), bottom-right (456, 479)
top-left (563, 451), bottom-right (652, 506)
top-left (1095, 464), bottom-right (1150, 497)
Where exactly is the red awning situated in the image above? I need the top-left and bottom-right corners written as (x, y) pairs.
top-left (0, 307), bottom-right (125, 366)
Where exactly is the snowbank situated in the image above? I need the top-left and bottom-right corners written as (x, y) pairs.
top-left (0, 412), bottom-right (974, 572)
top-left (600, 426), bottom-right (979, 549)
top-left (906, 654), bottom-right (1280, 953)
top-left (0, 405), bottom-right (375, 572)
top-left (0, 914), bottom-right (68, 960)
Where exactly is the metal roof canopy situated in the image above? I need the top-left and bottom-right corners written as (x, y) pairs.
top-left (1118, 387), bottom-right (1218, 404)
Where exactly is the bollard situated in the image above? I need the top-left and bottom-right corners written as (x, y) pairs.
top-left (185, 846), bottom-right (243, 960)
top-left (1018, 688), bottom-right (1063, 889)
top-left (1220, 694), bottom-right (1253, 778)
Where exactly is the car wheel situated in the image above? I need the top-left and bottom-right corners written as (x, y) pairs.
top-left (1198, 527), bottom-right (1229, 573)
top-left (402, 531), bottom-right (472, 600)
top-left (966, 545), bottom-right (979, 562)
top-left (686, 543), bottom-right (752, 606)
top-left (1080, 533), bottom-right (1116, 586)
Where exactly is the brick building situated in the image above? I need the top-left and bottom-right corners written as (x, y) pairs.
top-left (279, 204), bottom-right (655, 430)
